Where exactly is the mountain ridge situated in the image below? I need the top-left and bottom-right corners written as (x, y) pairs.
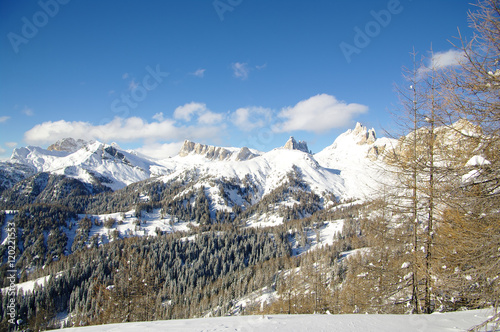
top-left (178, 140), bottom-right (261, 161)
top-left (0, 123), bottom-right (388, 208)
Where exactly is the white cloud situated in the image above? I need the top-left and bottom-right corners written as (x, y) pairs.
top-left (231, 107), bottom-right (273, 131)
top-left (273, 94), bottom-right (368, 133)
top-left (23, 116), bottom-right (223, 146)
top-left (0, 116), bottom-right (10, 123)
top-left (174, 102), bottom-right (208, 121)
top-left (122, 73), bottom-right (129, 79)
top-left (191, 68), bottom-right (206, 78)
top-left (5, 142), bottom-right (17, 148)
top-left (0, 147), bottom-right (5, 154)
top-left (431, 49), bottom-right (465, 68)
top-left (231, 62), bottom-right (250, 80)
top-left (418, 49), bottom-right (465, 76)
top-left (198, 112), bottom-right (224, 125)
top-left (152, 112), bottom-right (164, 121)
top-left (174, 102), bottom-right (224, 125)
top-left (136, 141), bottom-right (185, 160)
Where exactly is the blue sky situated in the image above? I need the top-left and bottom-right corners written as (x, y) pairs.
top-left (0, 0), bottom-right (474, 159)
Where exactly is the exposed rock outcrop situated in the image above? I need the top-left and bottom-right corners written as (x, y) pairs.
top-left (352, 122), bottom-right (376, 145)
top-left (178, 140), bottom-right (258, 161)
top-left (47, 138), bottom-right (88, 152)
top-left (283, 137), bottom-right (310, 153)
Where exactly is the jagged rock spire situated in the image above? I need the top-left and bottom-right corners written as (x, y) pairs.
top-left (283, 137), bottom-right (310, 153)
top-left (352, 122), bottom-right (376, 145)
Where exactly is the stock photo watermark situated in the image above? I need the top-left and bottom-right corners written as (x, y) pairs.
top-left (4, 216), bottom-right (19, 328)
top-left (7, 0), bottom-right (71, 54)
top-left (339, 0), bottom-right (405, 64)
top-left (238, 125), bottom-right (275, 152)
top-left (213, 0), bottom-right (242, 21)
top-left (110, 64), bottom-right (168, 119)
top-left (236, 114), bottom-right (276, 152)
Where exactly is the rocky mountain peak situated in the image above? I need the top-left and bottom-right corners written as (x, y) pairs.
top-left (283, 137), bottom-right (310, 153)
top-left (178, 140), bottom-right (197, 157)
top-left (352, 122), bottom-right (376, 145)
top-left (47, 138), bottom-right (88, 153)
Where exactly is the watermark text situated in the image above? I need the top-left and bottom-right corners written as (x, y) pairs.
top-left (339, 0), bottom-right (404, 63)
top-left (5, 217), bottom-right (18, 327)
top-left (7, 0), bottom-right (71, 54)
top-left (213, 0), bottom-right (242, 21)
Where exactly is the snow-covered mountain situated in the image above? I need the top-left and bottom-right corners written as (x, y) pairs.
top-left (0, 123), bottom-right (394, 213)
top-left (164, 123), bottom-right (390, 200)
top-left (161, 142), bottom-right (342, 195)
top-left (315, 122), bottom-right (395, 198)
top-left (4, 138), bottom-right (167, 191)
top-left (0, 161), bottom-right (36, 192)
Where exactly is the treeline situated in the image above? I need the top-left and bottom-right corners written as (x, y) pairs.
top-left (0, 168), bottom-right (326, 296)
top-left (235, 168), bottom-right (324, 224)
top-left (0, 226), bottom-right (291, 330)
top-left (0, 173), bottom-right (111, 210)
top-left (0, 169), bottom-right (262, 228)
top-left (235, 213), bottom-right (367, 316)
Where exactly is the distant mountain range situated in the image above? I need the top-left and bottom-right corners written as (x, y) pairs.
top-left (0, 123), bottom-right (392, 208)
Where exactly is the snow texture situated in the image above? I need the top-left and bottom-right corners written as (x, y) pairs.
top-left (53, 309), bottom-right (495, 332)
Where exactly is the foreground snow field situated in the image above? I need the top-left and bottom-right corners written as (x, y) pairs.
top-left (55, 309), bottom-right (496, 332)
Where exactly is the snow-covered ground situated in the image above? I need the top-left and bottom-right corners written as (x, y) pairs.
top-left (54, 309), bottom-right (496, 332)
top-left (0, 211), bottom-right (16, 245)
top-left (83, 208), bottom-right (197, 243)
top-left (290, 220), bottom-right (344, 256)
top-left (0, 271), bottom-right (67, 294)
top-left (1, 274), bottom-right (51, 294)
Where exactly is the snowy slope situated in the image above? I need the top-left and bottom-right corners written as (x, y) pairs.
top-left (82, 209), bottom-right (197, 243)
top-left (315, 123), bottom-right (396, 199)
top-left (200, 148), bottom-right (339, 197)
top-left (156, 147), bottom-right (345, 207)
top-left (0, 161), bottom-right (36, 192)
top-left (53, 309), bottom-right (496, 332)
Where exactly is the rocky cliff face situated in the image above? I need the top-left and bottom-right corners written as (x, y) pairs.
top-left (47, 138), bottom-right (88, 152)
top-left (178, 140), bottom-right (259, 161)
